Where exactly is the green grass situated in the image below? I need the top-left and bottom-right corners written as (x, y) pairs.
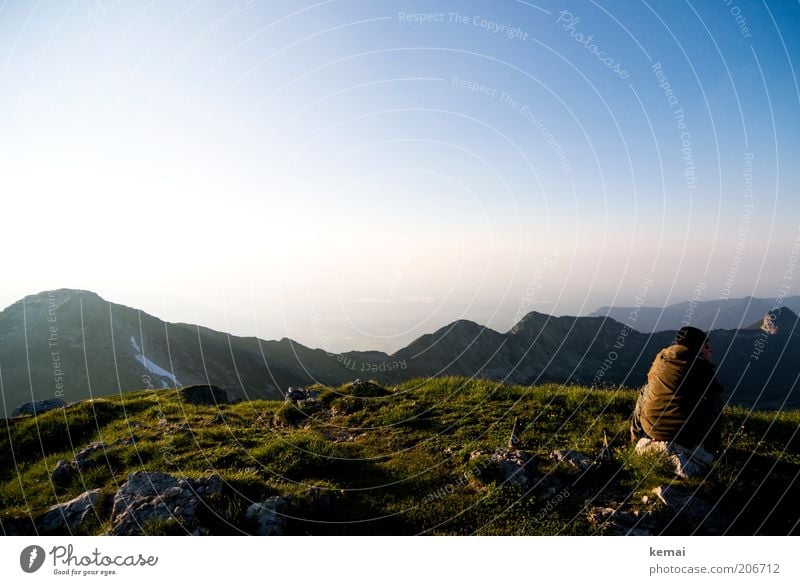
top-left (1, 378), bottom-right (799, 535)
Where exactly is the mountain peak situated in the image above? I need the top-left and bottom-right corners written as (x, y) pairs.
top-left (753, 306), bottom-right (799, 335)
top-left (2, 289), bottom-right (105, 313)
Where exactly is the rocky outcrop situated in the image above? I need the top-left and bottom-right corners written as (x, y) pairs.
top-left (550, 449), bottom-right (595, 472)
top-left (39, 489), bottom-right (103, 532)
top-left (178, 385), bottom-right (232, 406)
top-left (11, 398), bottom-right (66, 417)
top-left (470, 449), bottom-right (561, 497)
top-left (758, 307), bottom-right (799, 335)
top-left (108, 471), bottom-right (223, 535)
top-left (246, 495), bottom-right (290, 535)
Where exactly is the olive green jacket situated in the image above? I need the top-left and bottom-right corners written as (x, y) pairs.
top-left (634, 344), bottom-right (723, 449)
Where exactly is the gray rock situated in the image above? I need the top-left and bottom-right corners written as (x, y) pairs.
top-left (178, 385), bottom-right (231, 406)
top-left (490, 449), bottom-right (533, 488)
top-left (551, 449), bottom-right (595, 472)
top-left (635, 438), bottom-right (714, 478)
top-left (109, 471), bottom-right (223, 535)
top-left (51, 460), bottom-right (74, 487)
top-left (12, 398), bottom-right (66, 417)
top-left (470, 449), bottom-right (541, 489)
top-left (284, 387), bottom-right (318, 403)
top-left (246, 496), bottom-right (290, 536)
top-left (74, 442), bottom-right (107, 470)
top-left (39, 489), bottom-right (102, 532)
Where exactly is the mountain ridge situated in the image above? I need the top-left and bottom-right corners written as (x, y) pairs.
top-left (590, 295), bottom-right (800, 332)
top-left (1, 289), bottom-right (798, 412)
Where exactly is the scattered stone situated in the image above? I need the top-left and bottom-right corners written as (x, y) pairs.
top-left (246, 496), bottom-right (291, 536)
top-left (178, 385), bottom-right (232, 406)
top-left (587, 503), bottom-right (657, 536)
top-left (285, 387), bottom-right (319, 403)
top-left (636, 438), bottom-right (714, 478)
top-left (109, 471), bottom-right (223, 535)
top-left (51, 460), bottom-right (74, 487)
top-left (11, 398), bottom-right (66, 418)
top-left (74, 442), bottom-right (107, 470)
top-left (468, 449), bottom-right (560, 496)
top-left (39, 489), bottom-right (103, 532)
top-left (550, 449), bottom-right (595, 472)
top-left (443, 445), bottom-right (461, 457)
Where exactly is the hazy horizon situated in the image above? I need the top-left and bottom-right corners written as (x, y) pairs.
top-left (2, 1), bottom-right (798, 353)
top-left (2, 285), bottom-right (797, 354)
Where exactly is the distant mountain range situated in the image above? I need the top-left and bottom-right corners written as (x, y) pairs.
top-left (589, 295), bottom-right (800, 332)
top-left (1, 289), bottom-right (798, 412)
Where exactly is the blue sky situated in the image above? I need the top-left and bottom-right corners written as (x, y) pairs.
top-left (1, 0), bottom-right (798, 351)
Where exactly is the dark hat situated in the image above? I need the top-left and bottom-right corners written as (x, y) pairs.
top-left (673, 326), bottom-right (708, 351)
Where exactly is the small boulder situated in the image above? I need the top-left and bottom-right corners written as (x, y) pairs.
top-left (11, 398), bottom-right (66, 418)
top-left (51, 460), bottom-right (74, 487)
top-left (39, 489), bottom-right (103, 532)
top-left (246, 496), bottom-right (291, 536)
top-left (178, 385), bottom-right (231, 406)
top-left (635, 439), bottom-right (713, 478)
top-left (74, 442), bottom-right (107, 470)
top-left (284, 387), bottom-right (319, 403)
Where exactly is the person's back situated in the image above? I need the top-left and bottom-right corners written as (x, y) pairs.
top-left (631, 327), bottom-right (723, 453)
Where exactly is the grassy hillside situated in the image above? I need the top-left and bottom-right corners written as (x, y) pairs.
top-left (1, 377), bottom-right (799, 535)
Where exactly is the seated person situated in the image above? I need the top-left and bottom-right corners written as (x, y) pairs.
top-left (631, 326), bottom-right (723, 454)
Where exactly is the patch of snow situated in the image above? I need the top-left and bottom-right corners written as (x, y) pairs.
top-left (129, 336), bottom-right (181, 386)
